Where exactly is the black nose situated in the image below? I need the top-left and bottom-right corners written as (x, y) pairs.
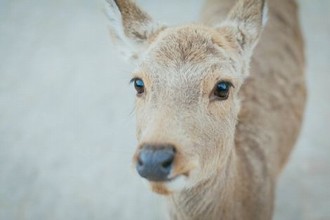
top-left (136, 145), bottom-right (175, 182)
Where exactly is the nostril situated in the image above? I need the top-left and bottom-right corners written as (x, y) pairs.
top-left (161, 157), bottom-right (174, 170)
top-left (137, 158), bottom-right (143, 166)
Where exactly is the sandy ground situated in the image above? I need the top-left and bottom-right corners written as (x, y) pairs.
top-left (0, 0), bottom-right (329, 219)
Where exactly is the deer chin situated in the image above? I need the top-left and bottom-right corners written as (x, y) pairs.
top-left (148, 175), bottom-right (188, 195)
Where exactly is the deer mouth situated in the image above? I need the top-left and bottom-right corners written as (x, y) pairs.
top-left (149, 174), bottom-right (188, 195)
top-left (155, 170), bottom-right (188, 182)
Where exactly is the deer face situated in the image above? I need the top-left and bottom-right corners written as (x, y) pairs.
top-left (105, 0), bottom-right (266, 194)
top-left (131, 26), bottom-right (244, 194)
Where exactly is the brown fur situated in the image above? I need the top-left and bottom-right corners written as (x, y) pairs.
top-left (104, 0), bottom-right (306, 219)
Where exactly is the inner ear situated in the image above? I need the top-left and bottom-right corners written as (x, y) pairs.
top-left (215, 0), bottom-right (268, 53)
top-left (104, 0), bottom-right (167, 60)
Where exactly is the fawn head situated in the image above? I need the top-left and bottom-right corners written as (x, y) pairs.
top-left (105, 0), bottom-right (267, 194)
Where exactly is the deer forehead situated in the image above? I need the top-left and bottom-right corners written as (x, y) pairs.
top-left (148, 25), bottom-right (235, 66)
top-left (136, 26), bottom-right (241, 88)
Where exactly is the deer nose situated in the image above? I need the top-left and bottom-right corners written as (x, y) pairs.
top-left (136, 145), bottom-right (175, 182)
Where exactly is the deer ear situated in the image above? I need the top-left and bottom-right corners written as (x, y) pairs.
top-left (217, 0), bottom-right (268, 56)
top-left (104, 0), bottom-right (166, 60)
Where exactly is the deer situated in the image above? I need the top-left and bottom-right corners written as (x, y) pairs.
top-left (104, 0), bottom-right (306, 219)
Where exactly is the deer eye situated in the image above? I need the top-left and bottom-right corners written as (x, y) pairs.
top-left (131, 78), bottom-right (145, 95)
top-left (213, 81), bottom-right (233, 100)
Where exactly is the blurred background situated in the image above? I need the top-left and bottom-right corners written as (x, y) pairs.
top-left (0, 0), bottom-right (329, 219)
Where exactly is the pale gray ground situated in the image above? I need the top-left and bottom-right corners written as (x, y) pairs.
top-left (0, 0), bottom-right (329, 219)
